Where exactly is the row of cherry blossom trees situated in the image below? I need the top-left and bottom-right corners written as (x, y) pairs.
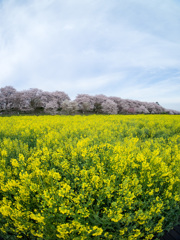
top-left (0, 86), bottom-right (179, 115)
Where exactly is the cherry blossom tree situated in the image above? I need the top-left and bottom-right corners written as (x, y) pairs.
top-left (109, 96), bottom-right (123, 113)
top-left (75, 94), bottom-right (95, 114)
top-left (0, 86), bottom-right (16, 111)
top-left (92, 94), bottom-right (109, 114)
top-left (12, 91), bottom-right (25, 112)
top-left (101, 99), bottom-right (118, 114)
top-left (61, 100), bottom-right (78, 115)
top-left (52, 91), bottom-right (70, 111)
top-left (0, 85), bottom-right (179, 115)
top-left (18, 88), bottom-right (44, 112)
top-left (135, 105), bottom-right (150, 114)
top-left (145, 102), bottom-right (165, 114)
top-left (42, 91), bottom-right (70, 114)
top-left (44, 99), bottom-right (59, 114)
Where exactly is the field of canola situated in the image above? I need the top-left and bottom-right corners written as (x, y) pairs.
top-left (0, 115), bottom-right (179, 240)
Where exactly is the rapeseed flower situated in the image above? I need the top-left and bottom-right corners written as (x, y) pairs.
top-left (0, 115), bottom-right (179, 239)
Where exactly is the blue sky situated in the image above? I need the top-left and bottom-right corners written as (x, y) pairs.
top-left (0, 0), bottom-right (180, 111)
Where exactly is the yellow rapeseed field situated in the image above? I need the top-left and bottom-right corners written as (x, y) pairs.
top-left (0, 115), bottom-right (179, 240)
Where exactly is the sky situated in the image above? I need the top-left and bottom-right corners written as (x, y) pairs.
top-left (0, 0), bottom-right (180, 111)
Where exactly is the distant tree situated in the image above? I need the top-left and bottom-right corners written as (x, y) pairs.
top-left (75, 94), bottom-right (95, 113)
top-left (109, 96), bottom-right (123, 113)
top-left (165, 109), bottom-right (180, 114)
top-left (154, 104), bottom-right (165, 114)
top-left (92, 94), bottom-right (108, 114)
top-left (135, 105), bottom-right (149, 114)
top-left (19, 88), bottom-right (43, 112)
top-left (101, 99), bottom-right (118, 114)
top-left (0, 85), bottom-right (178, 115)
top-left (121, 100), bottom-right (130, 113)
top-left (42, 91), bottom-right (70, 114)
top-left (0, 86), bottom-right (16, 111)
top-left (41, 91), bottom-right (54, 109)
top-left (127, 107), bottom-right (135, 114)
top-left (44, 99), bottom-right (59, 114)
top-left (61, 100), bottom-right (78, 115)
top-left (12, 91), bottom-right (25, 111)
top-left (145, 102), bottom-right (165, 114)
top-left (52, 91), bottom-right (70, 111)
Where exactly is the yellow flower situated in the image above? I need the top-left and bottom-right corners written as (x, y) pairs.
top-left (30, 213), bottom-right (45, 224)
top-left (174, 195), bottom-right (180, 201)
top-left (11, 159), bottom-right (19, 167)
top-left (149, 190), bottom-right (154, 195)
top-left (92, 226), bottom-right (103, 236)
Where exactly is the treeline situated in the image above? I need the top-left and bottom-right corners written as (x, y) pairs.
top-left (0, 86), bottom-right (179, 115)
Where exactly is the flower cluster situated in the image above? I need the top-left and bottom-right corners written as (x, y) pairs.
top-left (0, 115), bottom-right (179, 239)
